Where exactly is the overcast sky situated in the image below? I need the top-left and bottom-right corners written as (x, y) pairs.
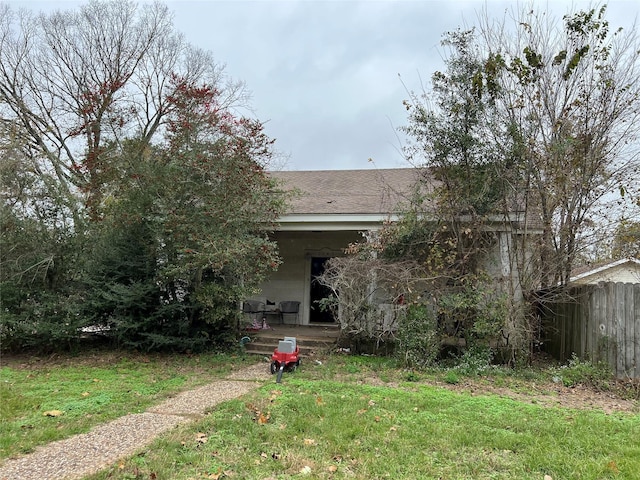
top-left (9, 0), bottom-right (640, 171)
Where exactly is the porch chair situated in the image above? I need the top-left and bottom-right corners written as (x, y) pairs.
top-left (242, 300), bottom-right (265, 324)
top-left (279, 301), bottom-right (300, 324)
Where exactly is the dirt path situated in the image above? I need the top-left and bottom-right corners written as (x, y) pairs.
top-left (0, 363), bottom-right (270, 480)
top-left (441, 379), bottom-right (638, 414)
top-left (358, 374), bottom-right (638, 414)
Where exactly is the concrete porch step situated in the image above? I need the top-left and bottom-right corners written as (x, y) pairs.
top-left (241, 324), bottom-right (340, 357)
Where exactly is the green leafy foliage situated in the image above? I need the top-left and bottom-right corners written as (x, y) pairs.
top-left (438, 280), bottom-right (507, 344)
top-left (395, 304), bottom-right (440, 368)
top-left (0, 200), bottom-right (88, 351)
top-left (0, 5), bottom-right (290, 353)
top-left (74, 80), bottom-right (289, 352)
top-left (551, 354), bottom-right (614, 390)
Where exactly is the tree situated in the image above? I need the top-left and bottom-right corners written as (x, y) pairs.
top-left (402, 29), bottom-right (512, 278)
top-left (79, 76), bottom-right (288, 351)
top-left (396, 4), bottom-right (640, 363)
top-left (1, 1), bottom-right (288, 352)
top-left (0, 0), bottom-right (247, 223)
top-left (476, 4), bottom-right (640, 287)
top-left (611, 218), bottom-right (640, 259)
top-left (404, 3), bottom-right (640, 289)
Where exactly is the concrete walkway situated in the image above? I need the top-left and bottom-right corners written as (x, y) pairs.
top-left (0, 363), bottom-right (270, 480)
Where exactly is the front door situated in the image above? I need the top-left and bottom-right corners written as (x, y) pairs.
top-left (309, 257), bottom-right (334, 323)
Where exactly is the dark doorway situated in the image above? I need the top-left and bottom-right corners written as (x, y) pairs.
top-left (310, 257), bottom-right (334, 323)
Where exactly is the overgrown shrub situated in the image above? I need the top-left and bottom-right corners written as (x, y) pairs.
top-left (551, 354), bottom-right (614, 390)
top-left (395, 303), bottom-right (440, 368)
top-left (0, 291), bottom-right (86, 352)
top-left (452, 344), bottom-right (495, 375)
top-left (437, 280), bottom-right (507, 347)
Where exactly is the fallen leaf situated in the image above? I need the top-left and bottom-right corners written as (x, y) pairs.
top-left (81, 392), bottom-right (90, 397)
top-left (357, 409), bottom-right (367, 415)
top-left (374, 416), bottom-right (381, 422)
top-left (257, 412), bottom-right (270, 424)
top-left (269, 390), bottom-right (282, 402)
top-left (368, 400), bottom-right (376, 407)
top-left (43, 410), bottom-right (64, 417)
top-left (316, 396), bottom-right (323, 405)
top-left (196, 432), bottom-right (208, 444)
top-left (544, 476), bottom-right (553, 480)
top-left (327, 465), bottom-right (338, 473)
top-left (303, 438), bottom-right (317, 446)
top-left (300, 466), bottom-right (312, 475)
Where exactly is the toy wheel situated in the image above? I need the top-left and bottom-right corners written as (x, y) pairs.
top-left (276, 365), bottom-right (284, 383)
top-left (270, 362), bottom-right (278, 375)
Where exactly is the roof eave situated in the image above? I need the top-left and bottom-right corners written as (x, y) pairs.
top-left (570, 258), bottom-right (640, 282)
top-left (276, 213), bottom-right (399, 231)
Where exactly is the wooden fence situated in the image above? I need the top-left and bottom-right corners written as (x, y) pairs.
top-left (541, 282), bottom-right (640, 379)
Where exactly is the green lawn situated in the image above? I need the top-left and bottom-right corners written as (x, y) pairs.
top-left (2, 352), bottom-right (639, 479)
top-left (90, 357), bottom-right (639, 480)
top-left (0, 351), bottom-right (253, 459)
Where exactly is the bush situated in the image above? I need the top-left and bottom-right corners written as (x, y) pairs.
top-left (444, 370), bottom-right (460, 384)
top-left (396, 303), bottom-right (440, 368)
top-left (452, 344), bottom-right (495, 375)
top-left (0, 291), bottom-right (86, 352)
top-left (552, 354), bottom-right (613, 390)
top-left (437, 282), bottom-right (507, 347)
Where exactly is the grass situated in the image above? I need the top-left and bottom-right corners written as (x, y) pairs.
top-left (0, 350), bottom-right (253, 459)
top-left (88, 355), bottom-right (639, 480)
top-left (2, 352), bottom-right (639, 479)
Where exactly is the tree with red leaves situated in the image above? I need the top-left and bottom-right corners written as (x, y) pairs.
top-left (0, 1), bottom-right (289, 352)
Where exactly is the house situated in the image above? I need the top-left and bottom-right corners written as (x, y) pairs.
top-left (569, 258), bottom-right (640, 285)
top-left (247, 168), bottom-right (536, 327)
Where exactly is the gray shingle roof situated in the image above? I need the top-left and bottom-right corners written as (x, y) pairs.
top-left (269, 168), bottom-right (425, 215)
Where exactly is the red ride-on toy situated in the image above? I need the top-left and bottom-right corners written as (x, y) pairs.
top-left (270, 336), bottom-right (300, 383)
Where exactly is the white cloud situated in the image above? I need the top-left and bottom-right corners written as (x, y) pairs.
top-left (8, 0), bottom-right (639, 171)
